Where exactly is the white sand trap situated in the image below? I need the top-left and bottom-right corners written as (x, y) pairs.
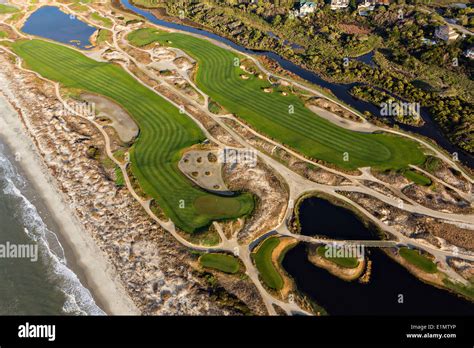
top-left (81, 93), bottom-right (139, 143)
top-left (179, 150), bottom-right (229, 193)
top-left (307, 105), bottom-right (376, 133)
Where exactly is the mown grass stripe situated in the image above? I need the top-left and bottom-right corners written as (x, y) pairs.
top-left (13, 39), bottom-right (254, 232)
top-left (146, 31), bottom-right (425, 170)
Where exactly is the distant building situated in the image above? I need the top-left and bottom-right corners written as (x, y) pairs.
top-left (357, 0), bottom-right (390, 15)
top-left (292, 1), bottom-right (316, 17)
top-left (300, 1), bottom-right (317, 15)
top-left (330, 0), bottom-right (349, 10)
top-left (435, 25), bottom-right (460, 42)
top-left (374, 0), bottom-right (390, 5)
top-left (360, 0), bottom-right (391, 5)
top-left (357, 2), bottom-right (375, 16)
top-left (464, 48), bottom-right (474, 60)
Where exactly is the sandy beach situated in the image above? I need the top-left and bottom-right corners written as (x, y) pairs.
top-left (0, 91), bottom-right (139, 315)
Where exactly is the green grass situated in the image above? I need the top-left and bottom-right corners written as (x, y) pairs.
top-left (399, 247), bottom-right (437, 274)
top-left (12, 39), bottom-right (254, 232)
top-left (402, 169), bottom-right (432, 186)
top-left (0, 4), bottom-right (19, 14)
top-left (129, 0), bottom-right (165, 8)
top-left (113, 149), bottom-right (126, 163)
top-left (316, 245), bottom-right (360, 268)
top-left (194, 195), bottom-right (251, 216)
top-left (96, 29), bottom-right (112, 44)
top-left (132, 29), bottom-right (426, 171)
top-left (442, 279), bottom-right (474, 301)
top-left (199, 253), bottom-right (240, 274)
top-left (90, 12), bottom-right (112, 28)
top-left (7, 12), bottom-right (23, 23)
top-left (208, 99), bottom-right (223, 115)
top-left (69, 3), bottom-right (89, 12)
top-left (115, 166), bottom-right (125, 187)
top-left (252, 237), bottom-right (284, 290)
top-left (422, 156), bottom-right (442, 174)
top-left (127, 28), bottom-right (163, 47)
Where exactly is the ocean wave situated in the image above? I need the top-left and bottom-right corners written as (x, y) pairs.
top-left (0, 149), bottom-right (105, 316)
top-left (0, 144), bottom-right (25, 188)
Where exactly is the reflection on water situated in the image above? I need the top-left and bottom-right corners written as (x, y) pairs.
top-left (354, 51), bottom-right (375, 67)
top-left (298, 196), bottom-right (379, 240)
top-left (22, 6), bottom-right (96, 50)
top-left (283, 244), bottom-right (474, 315)
top-left (283, 197), bottom-right (473, 315)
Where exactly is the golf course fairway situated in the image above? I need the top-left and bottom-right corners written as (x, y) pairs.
top-left (12, 39), bottom-right (254, 233)
top-left (131, 28), bottom-right (426, 171)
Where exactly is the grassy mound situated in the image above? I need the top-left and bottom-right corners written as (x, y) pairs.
top-left (0, 4), bottom-right (18, 14)
top-left (127, 28), bottom-right (163, 47)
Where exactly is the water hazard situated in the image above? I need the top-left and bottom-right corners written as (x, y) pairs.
top-left (22, 6), bottom-right (96, 50)
top-left (283, 196), bottom-right (474, 315)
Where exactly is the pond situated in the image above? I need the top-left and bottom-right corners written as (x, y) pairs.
top-left (354, 51), bottom-right (375, 67)
top-left (22, 6), bottom-right (97, 50)
top-left (267, 31), bottom-right (304, 50)
top-left (283, 244), bottom-right (474, 315)
top-left (298, 196), bottom-right (379, 240)
top-left (283, 196), bottom-right (474, 315)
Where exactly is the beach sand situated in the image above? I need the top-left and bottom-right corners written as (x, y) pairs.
top-left (0, 91), bottom-right (139, 315)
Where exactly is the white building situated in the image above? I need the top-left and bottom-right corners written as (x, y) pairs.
top-left (435, 25), bottom-right (460, 42)
top-left (331, 0), bottom-right (350, 10)
top-left (292, 1), bottom-right (317, 17)
top-left (464, 48), bottom-right (474, 60)
top-left (358, 2), bottom-right (375, 16)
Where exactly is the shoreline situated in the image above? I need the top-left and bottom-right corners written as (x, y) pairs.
top-left (0, 91), bottom-right (139, 315)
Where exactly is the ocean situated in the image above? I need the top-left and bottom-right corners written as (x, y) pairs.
top-left (0, 140), bottom-right (104, 315)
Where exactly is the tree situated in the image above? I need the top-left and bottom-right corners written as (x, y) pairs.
top-left (272, 14), bottom-right (282, 26)
top-left (350, 0), bottom-right (357, 11)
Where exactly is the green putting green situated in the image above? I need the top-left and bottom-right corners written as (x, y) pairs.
top-left (199, 253), bottom-right (240, 274)
top-left (127, 28), bottom-right (163, 47)
top-left (252, 237), bottom-right (284, 290)
top-left (133, 29), bottom-right (426, 170)
top-left (12, 39), bottom-right (254, 232)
